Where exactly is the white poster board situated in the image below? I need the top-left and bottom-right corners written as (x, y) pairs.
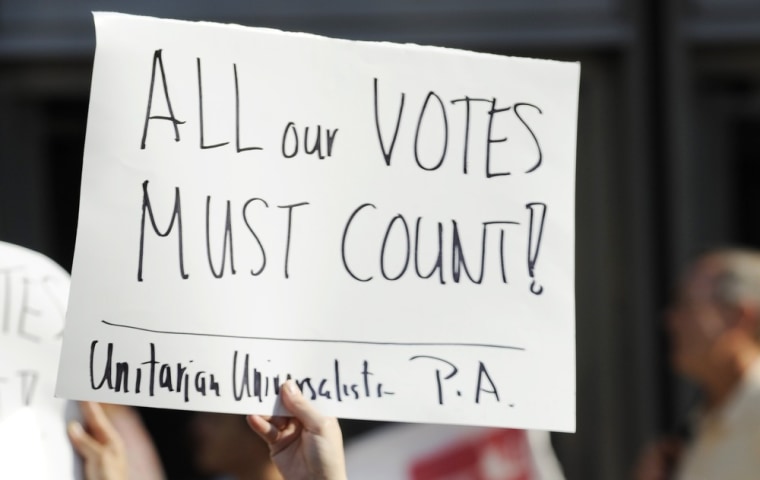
top-left (0, 241), bottom-right (81, 479)
top-left (56, 12), bottom-right (578, 432)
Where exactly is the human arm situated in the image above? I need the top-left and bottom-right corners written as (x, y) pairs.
top-left (247, 380), bottom-right (348, 480)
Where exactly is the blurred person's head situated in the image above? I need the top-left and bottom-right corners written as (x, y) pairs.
top-left (667, 248), bottom-right (760, 403)
top-left (190, 412), bottom-right (282, 480)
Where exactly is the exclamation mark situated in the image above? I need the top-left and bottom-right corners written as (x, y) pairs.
top-left (526, 202), bottom-right (547, 295)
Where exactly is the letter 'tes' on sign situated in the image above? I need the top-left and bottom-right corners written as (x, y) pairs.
top-left (1, 241), bottom-right (81, 479)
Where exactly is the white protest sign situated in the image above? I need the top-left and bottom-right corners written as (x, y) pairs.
top-left (0, 241), bottom-right (81, 479)
top-left (56, 12), bottom-right (578, 432)
top-left (0, 409), bottom-right (49, 478)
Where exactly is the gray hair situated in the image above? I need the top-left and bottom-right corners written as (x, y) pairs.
top-left (708, 248), bottom-right (760, 340)
top-left (711, 250), bottom-right (760, 303)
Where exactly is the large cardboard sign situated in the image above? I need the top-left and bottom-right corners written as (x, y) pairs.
top-left (56, 12), bottom-right (579, 432)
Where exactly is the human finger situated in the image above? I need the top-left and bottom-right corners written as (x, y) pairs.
top-left (246, 414), bottom-right (281, 444)
top-left (80, 401), bottom-right (121, 446)
top-left (248, 414), bottom-right (300, 439)
top-left (269, 414), bottom-right (290, 431)
top-left (279, 379), bottom-right (325, 433)
top-left (67, 421), bottom-right (102, 459)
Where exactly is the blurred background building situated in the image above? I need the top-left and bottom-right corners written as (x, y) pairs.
top-left (2, 0), bottom-right (760, 478)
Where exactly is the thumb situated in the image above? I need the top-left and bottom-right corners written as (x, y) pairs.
top-left (280, 380), bottom-right (325, 433)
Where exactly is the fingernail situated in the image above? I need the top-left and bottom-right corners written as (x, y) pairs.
top-left (284, 379), bottom-right (299, 395)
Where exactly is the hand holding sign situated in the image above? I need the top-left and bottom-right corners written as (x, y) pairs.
top-left (248, 380), bottom-right (347, 480)
top-left (68, 402), bottom-right (128, 480)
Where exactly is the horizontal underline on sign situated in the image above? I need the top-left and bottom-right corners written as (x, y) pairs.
top-left (101, 320), bottom-right (525, 351)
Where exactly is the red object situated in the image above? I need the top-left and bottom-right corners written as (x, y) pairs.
top-left (409, 429), bottom-right (534, 480)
